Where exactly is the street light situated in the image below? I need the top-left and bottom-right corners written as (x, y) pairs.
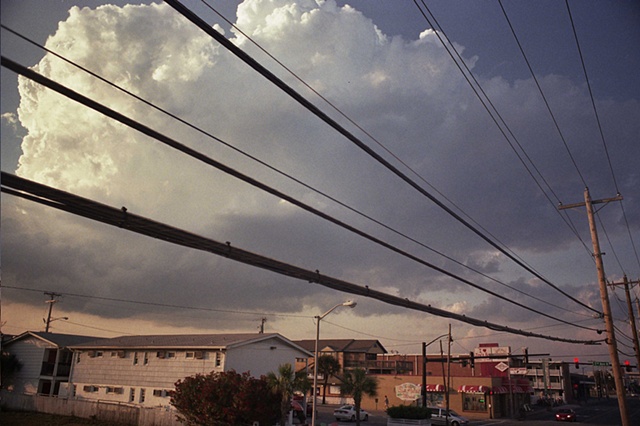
top-left (421, 334), bottom-right (450, 408)
top-left (311, 301), bottom-right (357, 426)
top-left (44, 316), bottom-right (69, 332)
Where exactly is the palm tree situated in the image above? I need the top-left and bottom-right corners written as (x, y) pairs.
top-left (340, 368), bottom-right (379, 426)
top-left (317, 354), bottom-right (341, 404)
top-left (266, 363), bottom-right (310, 426)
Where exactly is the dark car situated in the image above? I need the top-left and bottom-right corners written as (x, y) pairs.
top-left (555, 408), bottom-right (577, 422)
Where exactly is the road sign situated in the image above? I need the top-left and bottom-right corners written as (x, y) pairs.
top-left (592, 361), bottom-right (611, 366)
top-left (495, 362), bottom-right (509, 372)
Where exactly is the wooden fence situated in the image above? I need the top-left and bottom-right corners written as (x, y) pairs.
top-left (0, 391), bottom-right (182, 426)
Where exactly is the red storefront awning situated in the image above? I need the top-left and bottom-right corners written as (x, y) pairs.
top-left (492, 385), bottom-right (531, 394)
top-left (424, 384), bottom-right (445, 392)
top-left (458, 385), bottom-right (489, 393)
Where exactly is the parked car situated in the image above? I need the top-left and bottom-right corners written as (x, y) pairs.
top-left (555, 408), bottom-right (577, 422)
top-left (334, 405), bottom-right (369, 422)
top-left (429, 407), bottom-right (469, 426)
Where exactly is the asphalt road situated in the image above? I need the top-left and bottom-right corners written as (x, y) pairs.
top-left (312, 397), bottom-right (640, 426)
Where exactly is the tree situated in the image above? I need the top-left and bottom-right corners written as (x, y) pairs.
top-left (340, 368), bottom-right (379, 426)
top-left (317, 354), bottom-right (341, 404)
top-left (0, 352), bottom-right (22, 389)
top-left (266, 363), bottom-right (310, 426)
top-left (170, 370), bottom-right (280, 425)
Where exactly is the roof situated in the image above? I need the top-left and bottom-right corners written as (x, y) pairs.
top-left (294, 339), bottom-right (387, 354)
top-left (69, 333), bottom-right (312, 355)
top-left (5, 331), bottom-right (99, 348)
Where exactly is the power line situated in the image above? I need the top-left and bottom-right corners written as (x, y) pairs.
top-left (0, 25), bottom-right (593, 321)
top-left (564, 0), bottom-right (618, 192)
top-left (164, 0), bottom-right (601, 317)
top-left (0, 171), bottom-right (604, 345)
top-left (3, 285), bottom-right (310, 320)
top-left (565, 0), bottom-right (640, 275)
top-left (498, 0), bottom-right (587, 188)
top-left (1, 56), bottom-right (601, 331)
top-left (411, 0), bottom-right (602, 277)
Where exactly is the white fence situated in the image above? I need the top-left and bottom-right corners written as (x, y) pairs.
top-left (0, 391), bottom-right (182, 426)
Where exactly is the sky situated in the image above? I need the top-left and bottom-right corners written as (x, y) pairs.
top-left (1, 0), bottom-right (639, 367)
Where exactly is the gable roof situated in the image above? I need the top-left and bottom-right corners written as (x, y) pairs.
top-left (294, 339), bottom-right (387, 354)
top-left (69, 333), bottom-right (312, 355)
top-left (5, 331), bottom-right (99, 348)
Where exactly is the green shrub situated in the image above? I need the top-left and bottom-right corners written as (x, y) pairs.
top-left (386, 405), bottom-right (431, 419)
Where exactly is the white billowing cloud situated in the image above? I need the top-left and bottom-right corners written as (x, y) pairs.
top-left (16, 3), bottom-right (216, 202)
top-left (4, 0), bottom-right (637, 347)
top-left (2, 111), bottom-right (19, 128)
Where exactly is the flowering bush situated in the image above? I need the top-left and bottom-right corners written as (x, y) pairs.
top-left (171, 370), bottom-right (280, 425)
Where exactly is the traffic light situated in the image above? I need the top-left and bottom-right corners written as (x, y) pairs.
top-left (624, 360), bottom-right (631, 372)
top-left (524, 348), bottom-right (529, 365)
top-left (469, 351), bottom-right (475, 368)
top-left (574, 357), bottom-right (580, 369)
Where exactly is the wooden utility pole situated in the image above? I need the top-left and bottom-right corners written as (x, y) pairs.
top-left (608, 276), bottom-right (640, 373)
top-left (559, 188), bottom-right (629, 425)
top-left (44, 292), bottom-right (61, 333)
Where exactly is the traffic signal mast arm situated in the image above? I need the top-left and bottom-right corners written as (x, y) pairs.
top-left (426, 353), bottom-right (549, 364)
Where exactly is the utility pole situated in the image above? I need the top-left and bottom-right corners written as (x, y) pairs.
top-left (421, 341), bottom-right (427, 408)
top-left (258, 317), bottom-right (267, 333)
top-left (559, 188), bottom-right (629, 426)
top-left (446, 324), bottom-right (452, 426)
top-left (608, 276), bottom-right (640, 374)
top-left (44, 292), bottom-right (61, 333)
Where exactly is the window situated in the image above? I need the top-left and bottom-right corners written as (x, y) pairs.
top-left (139, 388), bottom-right (146, 403)
top-left (153, 389), bottom-right (168, 397)
top-left (111, 351), bottom-right (118, 357)
top-left (186, 352), bottom-right (195, 359)
top-left (129, 388), bottom-right (135, 403)
top-left (72, 385), bottom-right (77, 397)
top-left (96, 351), bottom-right (104, 358)
top-left (133, 352), bottom-right (139, 365)
top-left (462, 393), bottom-right (487, 412)
top-left (143, 352), bottom-right (149, 365)
top-left (215, 352), bottom-right (221, 367)
top-left (83, 385), bottom-right (98, 393)
top-left (195, 351), bottom-right (204, 359)
top-left (167, 352), bottom-right (176, 358)
top-left (106, 387), bottom-right (124, 394)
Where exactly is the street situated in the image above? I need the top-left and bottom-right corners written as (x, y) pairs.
top-left (312, 397), bottom-right (640, 425)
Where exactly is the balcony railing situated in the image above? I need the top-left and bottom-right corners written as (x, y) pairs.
top-left (343, 359), bottom-right (414, 374)
top-left (40, 362), bottom-right (71, 377)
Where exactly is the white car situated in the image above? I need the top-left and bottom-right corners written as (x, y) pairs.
top-left (333, 405), bottom-right (369, 422)
top-left (429, 408), bottom-right (469, 426)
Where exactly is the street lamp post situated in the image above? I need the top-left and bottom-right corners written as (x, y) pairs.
top-left (311, 301), bottom-right (357, 426)
top-left (421, 333), bottom-right (450, 408)
top-left (44, 316), bottom-right (69, 332)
